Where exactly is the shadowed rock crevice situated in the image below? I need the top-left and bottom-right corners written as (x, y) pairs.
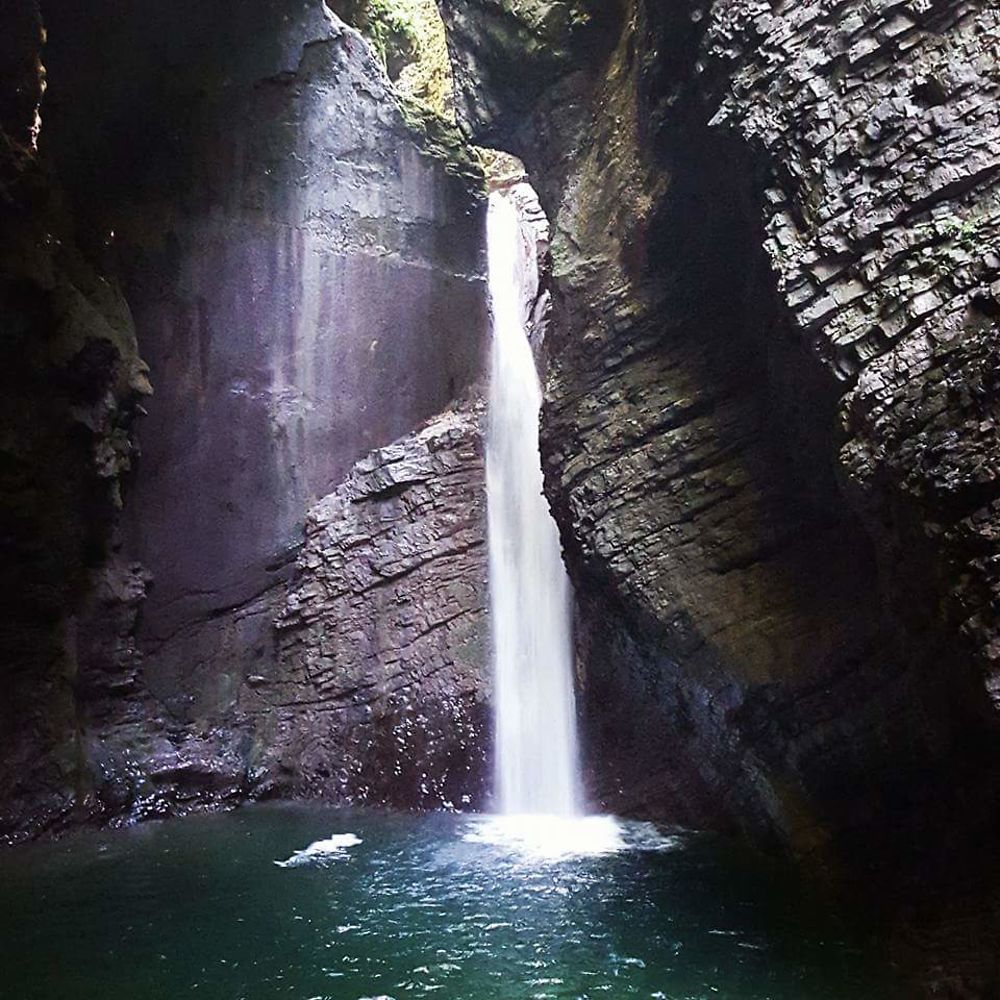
top-left (0, 0), bottom-right (153, 841)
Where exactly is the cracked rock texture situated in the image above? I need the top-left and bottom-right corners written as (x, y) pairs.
top-left (703, 0), bottom-right (1000, 696)
top-left (270, 401), bottom-right (489, 809)
top-left (68, 400), bottom-right (490, 830)
top-left (0, 0), bottom-right (492, 840)
top-left (440, 0), bottom-right (1000, 991)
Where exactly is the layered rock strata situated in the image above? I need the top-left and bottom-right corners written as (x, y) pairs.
top-left (65, 401), bottom-right (490, 829)
top-left (40, 0), bottom-right (488, 662)
top-left (272, 402), bottom-right (489, 808)
top-left (439, 0), bottom-right (1000, 991)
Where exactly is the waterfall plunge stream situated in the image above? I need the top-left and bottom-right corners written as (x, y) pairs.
top-left (486, 190), bottom-right (581, 819)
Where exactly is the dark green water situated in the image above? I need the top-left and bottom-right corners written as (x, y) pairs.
top-left (0, 805), bottom-right (900, 999)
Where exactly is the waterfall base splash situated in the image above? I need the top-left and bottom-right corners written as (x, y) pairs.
top-left (0, 805), bottom-right (902, 998)
top-left (465, 814), bottom-right (626, 861)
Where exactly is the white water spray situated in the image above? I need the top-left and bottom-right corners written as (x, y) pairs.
top-left (486, 189), bottom-right (581, 818)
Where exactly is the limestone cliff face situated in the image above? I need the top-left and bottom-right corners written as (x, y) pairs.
top-left (704, 0), bottom-right (1000, 712)
top-left (69, 399), bottom-right (489, 828)
top-left (41, 0), bottom-right (487, 657)
top-left (0, 0), bottom-right (493, 839)
top-left (439, 0), bottom-right (1000, 990)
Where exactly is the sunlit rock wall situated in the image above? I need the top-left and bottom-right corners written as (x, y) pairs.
top-left (0, 0), bottom-right (492, 833)
top-left (42, 0), bottom-right (487, 650)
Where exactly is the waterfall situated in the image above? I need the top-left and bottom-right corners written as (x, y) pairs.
top-left (486, 190), bottom-right (581, 818)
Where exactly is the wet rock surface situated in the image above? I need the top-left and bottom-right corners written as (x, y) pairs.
top-left (704, 0), bottom-right (1000, 709)
top-left (440, 0), bottom-right (1000, 991)
top-left (64, 401), bottom-right (489, 830)
top-left (436, 0), bottom-right (619, 144)
top-left (40, 0), bottom-right (488, 652)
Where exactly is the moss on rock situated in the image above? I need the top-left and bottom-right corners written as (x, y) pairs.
top-left (328, 0), bottom-right (456, 118)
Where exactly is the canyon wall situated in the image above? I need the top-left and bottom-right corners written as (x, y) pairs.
top-left (0, 0), bottom-right (493, 839)
top-left (0, 1), bottom-right (152, 839)
top-left (41, 0), bottom-right (487, 667)
top-left (3, 0), bottom-right (1000, 987)
top-left (438, 0), bottom-right (1000, 991)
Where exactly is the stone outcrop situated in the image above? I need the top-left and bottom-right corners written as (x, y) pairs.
top-left (64, 400), bottom-right (489, 830)
top-left (439, 0), bottom-right (1000, 991)
top-left (704, 0), bottom-right (1000, 708)
top-left (270, 401), bottom-right (489, 808)
top-left (0, 0), bottom-right (43, 149)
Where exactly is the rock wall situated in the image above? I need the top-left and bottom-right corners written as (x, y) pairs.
top-left (696, 7), bottom-right (1000, 986)
top-left (0, 1), bottom-right (152, 840)
top-left (435, 0), bottom-right (619, 145)
top-left (0, 0), bottom-right (493, 839)
top-left (704, 0), bottom-right (1000, 720)
top-left (41, 0), bottom-right (487, 655)
top-left (439, 0), bottom-right (1000, 991)
top-left (272, 401), bottom-right (489, 808)
top-left (69, 399), bottom-right (490, 828)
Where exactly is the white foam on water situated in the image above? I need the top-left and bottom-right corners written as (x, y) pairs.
top-left (465, 814), bottom-right (624, 861)
top-left (274, 833), bottom-right (362, 868)
top-left (623, 820), bottom-right (687, 853)
top-left (463, 815), bottom-right (685, 863)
